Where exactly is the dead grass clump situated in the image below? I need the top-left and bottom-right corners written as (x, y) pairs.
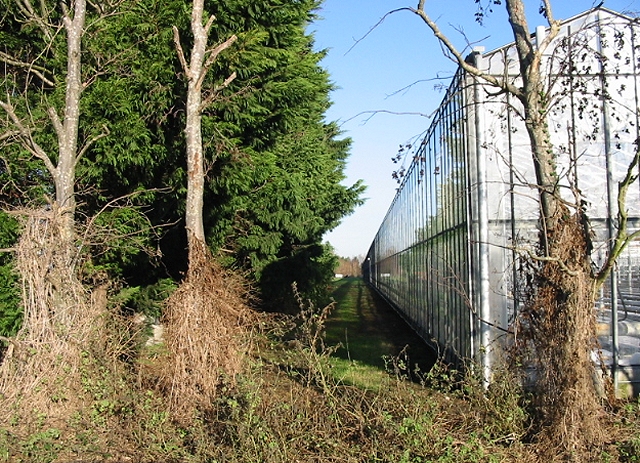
top-left (0, 208), bottom-right (109, 427)
top-left (159, 240), bottom-right (253, 418)
top-left (515, 211), bottom-right (606, 460)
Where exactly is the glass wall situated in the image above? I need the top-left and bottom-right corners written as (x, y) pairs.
top-left (366, 70), bottom-right (472, 362)
top-left (366, 9), bottom-right (640, 392)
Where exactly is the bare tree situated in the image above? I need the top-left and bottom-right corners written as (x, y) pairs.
top-left (0, 0), bottom-right (126, 425)
top-left (336, 256), bottom-right (362, 277)
top-left (395, 0), bottom-right (640, 457)
top-left (0, 0), bottom-right (122, 337)
top-left (173, 1), bottom-right (236, 264)
top-left (161, 1), bottom-right (248, 415)
top-left (0, 0), bottom-right (119, 249)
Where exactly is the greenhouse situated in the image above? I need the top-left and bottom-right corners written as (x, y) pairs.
top-left (364, 7), bottom-right (640, 395)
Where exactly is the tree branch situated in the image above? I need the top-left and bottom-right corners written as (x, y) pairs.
top-left (411, 2), bottom-right (524, 99)
top-left (385, 75), bottom-right (454, 98)
top-left (596, 141), bottom-right (640, 286)
top-left (198, 35), bottom-right (238, 90)
top-left (76, 125), bottom-right (110, 163)
top-left (343, 109), bottom-right (434, 126)
top-left (0, 51), bottom-right (55, 87)
top-left (0, 130), bottom-right (22, 143)
top-left (202, 13), bottom-right (216, 36)
top-left (345, 8), bottom-right (410, 57)
top-left (16, 0), bottom-right (54, 41)
top-left (172, 26), bottom-right (190, 77)
top-left (47, 106), bottom-right (64, 142)
top-left (61, 1), bottom-right (72, 30)
top-left (530, 2), bottom-right (561, 76)
top-left (0, 99), bottom-right (56, 176)
top-left (200, 71), bottom-right (237, 110)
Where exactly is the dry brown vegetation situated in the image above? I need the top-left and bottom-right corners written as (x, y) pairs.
top-left (514, 211), bottom-right (609, 460)
top-left (0, 209), bottom-right (109, 427)
top-left (1, 244), bottom-right (640, 463)
top-left (156, 240), bottom-right (253, 419)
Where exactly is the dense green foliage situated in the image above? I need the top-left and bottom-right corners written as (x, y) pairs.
top-left (0, 0), bottom-right (363, 321)
top-left (0, 212), bottom-right (20, 338)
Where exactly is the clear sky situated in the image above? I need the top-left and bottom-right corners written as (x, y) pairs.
top-left (310, 0), bottom-right (640, 258)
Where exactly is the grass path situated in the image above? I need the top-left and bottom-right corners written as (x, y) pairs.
top-left (326, 277), bottom-right (436, 377)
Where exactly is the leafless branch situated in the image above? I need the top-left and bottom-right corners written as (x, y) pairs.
top-left (15, 0), bottom-right (54, 41)
top-left (596, 141), bottom-right (640, 286)
top-left (61, 2), bottom-right (71, 29)
top-left (530, 8), bottom-right (561, 76)
top-left (202, 13), bottom-right (216, 37)
top-left (345, 8), bottom-right (410, 56)
top-left (198, 35), bottom-right (238, 90)
top-left (47, 106), bottom-right (64, 141)
top-left (385, 75), bottom-right (453, 98)
top-left (0, 51), bottom-right (55, 87)
top-left (76, 188), bottom-right (170, 249)
top-left (541, 0), bottom-right (557, 28)
top-left (0, 99), bottom-right (55, 175)
top-left (200, 71), bottom-right (237, 110)
top-left (343, 109), bottom-right (434, 126)
top-left (449, 23), bottom-right (491, 58)
top-left (38, 0), bottom-right (51, 25)
top-left (412, 2), bottom-right (524, 99)
top-left (0, 130), bottom-right (22, 142)
top-left (76, 125), bottom-right (110, 163)
top-left (214, 71), bottom-right (237, 93)
top-left (172, 26), bottom-right (190, 77)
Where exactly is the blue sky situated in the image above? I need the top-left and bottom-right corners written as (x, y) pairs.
top-left (311, 0), bottom-right (640, 258)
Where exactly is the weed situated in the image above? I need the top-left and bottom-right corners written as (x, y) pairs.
top-left (2, 271), bottom-right (639, 463)
top-left (20, 428), bottom-right (61, 463)
top-left (286, 282), bottom-right (340, 392)
top-left (619, 436), bottom-right (640, 462)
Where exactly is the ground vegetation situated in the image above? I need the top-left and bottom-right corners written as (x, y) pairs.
top-left (0, 278), bottom-right (637, 462)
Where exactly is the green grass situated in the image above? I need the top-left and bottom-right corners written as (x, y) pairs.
top-left (325, 277), bottom-right (436, 388)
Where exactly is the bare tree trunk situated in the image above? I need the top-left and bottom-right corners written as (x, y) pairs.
top-left (162, 1), bottom-right (244, 416)
top-left (520, 214), bottom-right (603, 456)
top-left (53, 0), bottom-right (86, 245)
top-left (173, 0), bottom-right (236, 265)
top-left (0, 0), bottom-right (87, 248)
top-left (503, 2), bottom-right (604, 455)
top-left (183, 1), bottom-right (207, 246)
top-left (505, 0), bottom-right (561, 238)
top-left (0, 0), bottom-right (113, 427)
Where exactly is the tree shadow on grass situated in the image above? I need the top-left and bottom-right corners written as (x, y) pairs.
top-left (326, 277), bottom-right (436, 375)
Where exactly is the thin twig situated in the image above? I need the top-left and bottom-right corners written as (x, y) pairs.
top-left (345, 8), bottom-right (410, 57)
top-left (0, 99), bottom-right (56, 176)
top-left (343, 109), bottom-right (434, 126)
top-left (76, 125), bottom-right (110, 163)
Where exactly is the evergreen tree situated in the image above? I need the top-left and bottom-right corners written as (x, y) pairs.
top-left (200, 0), bottom-right (365, 308)
top-left (0, 0), bottom-right (364, 315)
